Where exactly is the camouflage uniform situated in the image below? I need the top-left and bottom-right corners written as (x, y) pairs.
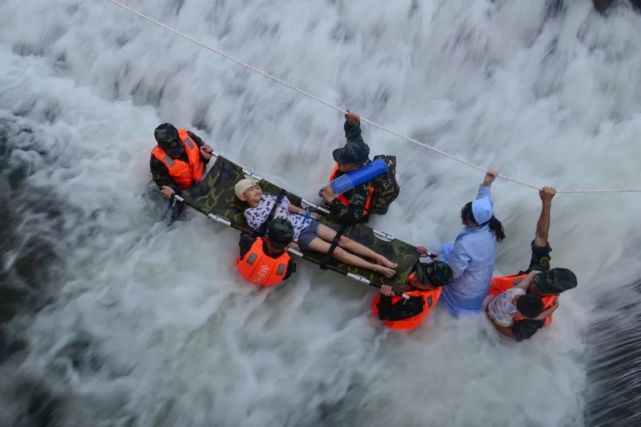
top-left (327, 120), bottom-right (376, 225)
top-left (377, 261), bottom-right (453, 321)
top-left (513, 241), bottom-right (555, 341)
top-left (150, 130), bottom-right (209, 192)
top-left (238, 233), bottom-right (296, 280)
top-left (182, 155), bottom-right (419, 293)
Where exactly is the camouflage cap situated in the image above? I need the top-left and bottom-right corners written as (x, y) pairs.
top-left (267, 218), bottom-right (294, 245)
top-left (332, 142), bottom-right (370, 165)
top-left (533, 268), bottom-right (577, 294)
top-left (416, 261), bottom-right (453, 287)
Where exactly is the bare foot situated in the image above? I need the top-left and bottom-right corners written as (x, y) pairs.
top-left (375, 255), bottom-right (398, 270)
top-left (374, 265), bottom-right (396, 279)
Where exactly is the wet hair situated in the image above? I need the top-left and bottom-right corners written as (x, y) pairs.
top-left (460, 202), bottom-right (506, 242)
top-left (461, 202), bottom-right (474, 224)
top-left (488, 217), bottom-right (506, 242)
top-left (516, 295), bottom-right (544, 319)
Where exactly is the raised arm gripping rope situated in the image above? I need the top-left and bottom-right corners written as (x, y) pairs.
top-left (106, 0), bottom-right (641, 195)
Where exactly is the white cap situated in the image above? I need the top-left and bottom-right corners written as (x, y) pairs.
top-left (234, 178), bottom-right (258, 199)
top-left (472, 196), bottom-right (493, 224)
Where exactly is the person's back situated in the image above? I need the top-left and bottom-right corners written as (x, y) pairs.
top-left (487, 288), bottom-right (522, 327)
top-left (372, 260), bottom-right (453, 331)
top-left (442, 224), bottom-right (497, 311)
top-left (236, 218), bottom-right (297, 287)
top-left (441, 171), bottom-right (504, 313)
top-left (486, 289), bottom-right (543, 327)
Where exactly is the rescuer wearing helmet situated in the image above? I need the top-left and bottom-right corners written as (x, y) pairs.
top-left (372, 257), bottom-right (454, 331)
top-left (236, 218), bottom-right (298, 287)
top-left (150, 123), bottom-right (214, 199)
top-left (486, 187), bottom-right (577, 341)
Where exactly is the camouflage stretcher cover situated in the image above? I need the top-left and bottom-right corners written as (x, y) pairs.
top-left (182, 155), bottom-right (418, 293)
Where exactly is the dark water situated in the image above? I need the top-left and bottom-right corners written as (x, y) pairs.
top-left (0, 116), bottom-right (81, 426)
top-left (0, 119), bottom-right (53, 425)
top-left (0, 114), bottom-right (166, 426)
top-left (585, 279), bottom-right (641, 426)
top-left (2, 0), bottom-right (641, 426)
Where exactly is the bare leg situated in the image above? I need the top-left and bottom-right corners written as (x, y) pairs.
top-left (317, 224), bottom-right (397, 269)
top-left (306, 238), bottom-right (395, 278)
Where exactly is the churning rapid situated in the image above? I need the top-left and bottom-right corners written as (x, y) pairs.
top-left (1, 1), bottom-right (641, 426)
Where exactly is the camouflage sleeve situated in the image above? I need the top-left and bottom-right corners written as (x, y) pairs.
top-left (344, 120), bottom-right (365, 145)
top-left (377, 295), bottom-right (424, 321)
top-left (238, 233), bottom-right (256, 258)
top-left (511, 319), bottom-right (545, 341)
top-left (150, 156), bottom-right (177, 190)
top-left (328, 190), bottom-right (368, 225)
top-left (526, 240), bottom-right (552, 273)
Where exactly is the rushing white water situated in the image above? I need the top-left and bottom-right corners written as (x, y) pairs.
top-left (1, 0), bottom-right (641, 425)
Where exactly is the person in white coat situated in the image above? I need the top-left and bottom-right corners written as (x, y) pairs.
top-left (440, 170), bottom-right (505, 314)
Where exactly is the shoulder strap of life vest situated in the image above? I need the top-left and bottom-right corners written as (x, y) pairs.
top-left (177, 128), bottom-right (204, 181)
top-left (329, 163), bottom-right (375, 216)
top-left (329, 163), bottom-right (340, 182)
top-left (539, 295), bottom-right (557, 327)
top-left (362, 186), bottom-right (375, 216)
top-left (151, 144), bottom-right (192, 186)
top-left (487, 274), bottom-right (527, 298)
top-left (151, 145), bottom-right (174, 168)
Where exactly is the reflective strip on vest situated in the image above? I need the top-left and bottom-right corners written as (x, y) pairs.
top-left (151, 131), bottom-right (204, 190)
top-left (163, 155), bottom-right (175, 168)
top-left (236, 237), bottom-right (292, 287)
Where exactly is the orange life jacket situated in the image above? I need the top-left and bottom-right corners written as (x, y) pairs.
top-left (487, 274), bottom-right (557, 327)
top-left (236, 237), bottom-right (291, 287)
top-left (371, 273), bottom-right (443, 331)
top-left (151, 128), bottom-right (204, 189)
top-left (329, 164), bottom-right (375, 217)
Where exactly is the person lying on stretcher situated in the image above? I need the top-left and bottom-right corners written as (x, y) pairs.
top-left (235, 179), bottom-right (397, 278)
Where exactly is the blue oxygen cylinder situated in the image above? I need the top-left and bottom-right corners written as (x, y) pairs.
top-left (329, 159), bottom-right (388, 196)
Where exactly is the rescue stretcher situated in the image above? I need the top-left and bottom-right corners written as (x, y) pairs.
top-left (178, 152), bottom-right (418, 293)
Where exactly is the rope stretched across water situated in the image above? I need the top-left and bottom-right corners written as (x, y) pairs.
top-left (105, 0), bottom-right (641, 194)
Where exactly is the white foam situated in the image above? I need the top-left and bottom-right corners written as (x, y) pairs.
top-left (1, 0), bottom-right (641, 425)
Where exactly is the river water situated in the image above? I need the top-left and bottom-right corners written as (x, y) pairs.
top-left (1, 1), bottom-right (641, 426)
